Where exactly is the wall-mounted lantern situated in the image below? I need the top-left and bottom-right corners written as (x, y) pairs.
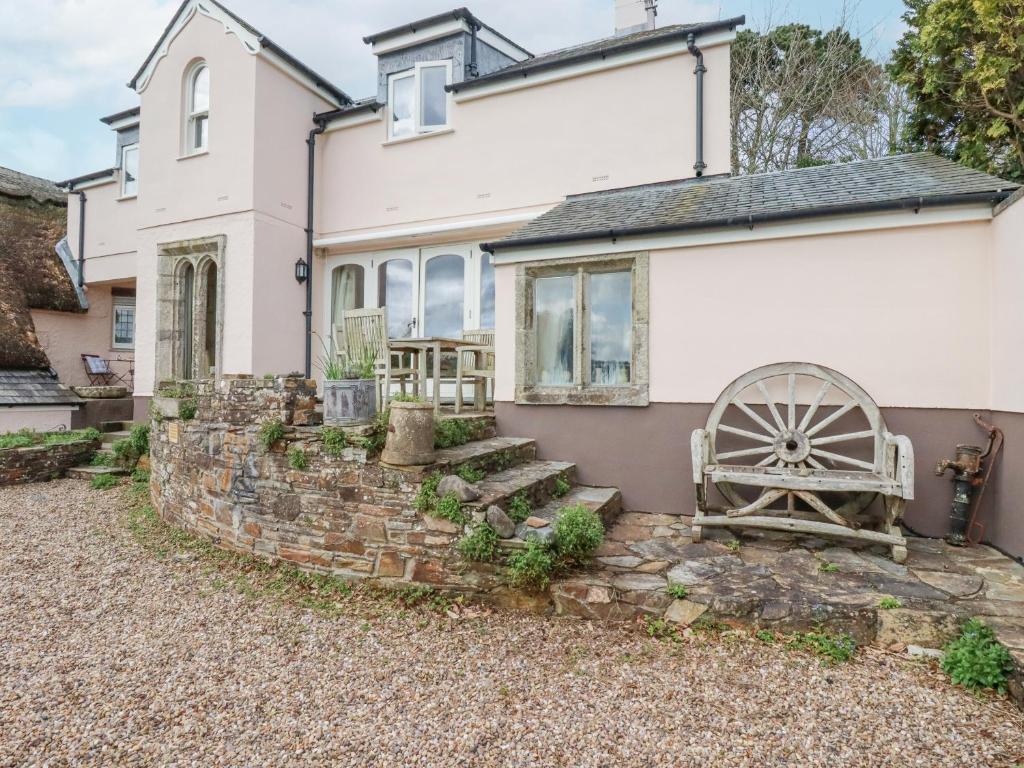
top-left (294, 257), bottom-right (309, 284)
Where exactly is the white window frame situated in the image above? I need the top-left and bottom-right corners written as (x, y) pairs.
top-left (111, 296), bottom-right (136, 350)
top-left (184, 61), bottom-right (209, 154)
top-left (120, 143), bottom-right (139, 198)
top-left (387, 60), bottom-right (453, 140)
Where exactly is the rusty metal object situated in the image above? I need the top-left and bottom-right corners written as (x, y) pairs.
top-left (935, 414), bottom-right (1004, 546)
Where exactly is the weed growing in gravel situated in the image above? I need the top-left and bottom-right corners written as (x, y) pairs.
top-left (725, 539), bottom-right (741, 553)
top-left (755, 629), bottom-right (776, 644)
top-left (553, 476), bottom-right (571, 497)
top-left (505, 539), bottom-right (556, 590)
top-left (287, 446), bottom-right (308, 470)
top-left (879, 597), bottom-right (902, 610)
top-left (942, 618), bottom-right (1014, 693)
top-left (552, 504), bottom-right (603, 563)
top-left (433, 492), bottom-right (468, 525)
top-left (131, 468), bottom-right (150, 484)
top-left (90, 473), bottom-right (120, 490)
top-left (506, 492), bottom-right (531, 523)
top-left (456, 465), bottom-right (485, 484)
top-left (787, 630), bottom-right (856, 665)
top-left (691, 616), bottom-right (726, 634)
top-left (413, 473), bottom-right (442, 513)
top-left (457, 522), bottom-right (499, 562)
top-left (434, 418), bottom-right (472, 449)
top-left (258, 419), bottom-right (286, 451)
top-left (321, 427), bottom-right (348, 457)
top-left (666, 583), bottom-right (689, 599)
top-left (818, 561), bottom-right (839, 573)
top-left (643, 616), bottom-right (682, 642)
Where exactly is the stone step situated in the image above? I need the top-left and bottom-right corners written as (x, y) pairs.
top-left (499, 485), bottom-right (623, 549)
top-left (437, 413), bottom-right (496, 441)
top-left (67, 465), bottom-right (128, 479)
top-left (463, 460), bottom-right (576, 517)
top-left (430, 436), bottom-right (536, 476)
top-left (101, 430), bottom-right (132, 445)
top-left (99, 420), bottom-right (132, 433)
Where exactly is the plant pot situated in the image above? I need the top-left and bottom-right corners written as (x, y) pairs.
top-left (323, 378), bottom-right (376, 426)
top-left (381, 401), bottom-right (435, 466)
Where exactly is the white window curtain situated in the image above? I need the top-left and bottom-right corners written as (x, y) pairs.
top-left (331, 265), bottom-right (364, 324)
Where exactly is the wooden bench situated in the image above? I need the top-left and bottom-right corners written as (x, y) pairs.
top-left (690, 362), bottom-right (914, 562)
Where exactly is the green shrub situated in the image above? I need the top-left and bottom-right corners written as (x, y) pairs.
top-left (390, 393), bottom-right (422, 403)
top-left (131, 468), bottom-right (150, 484)
top-left (788, 630), bottom-right (856, 665)
top-left (258, 419), bottom-right (286, 451)
top-left (90, 473), bottom-right (119, 490)
top-left (111, 423), bottom-right (151, 469)
top-left (0, 429), bottom-right (37, 450)
top-left (505, 539), bottom-right (556, 590)
top-left (553, 476), bottom-right (571, 497)
top-left (321, 427), bottom-right (348, 456)
top-left (413, 472), bottom-right (443, 513)
top-left (287, 446), bottom-right (308, 470)
top-left (90, 452), bottom-right (115, 467)
top-left (128, 424), bottom-right (149, 455)
top-left (355, 409), bottom-right (390, 455)
top-left (179, 398), bottom-right (198, 420)
top-left (0, 427), bottom-right (102, 450)
top-left (553, 504), bottom-right (604, 562)
top-left (879, 597), bottom-right (902, 610)
top-left (456, 464), bottom-right (485, 483)
top-left (434, 418), bottom-right (472, 449)
top-left (755, 629), bottom-right (776, 644)
top-left (942, 618), bottom-right (1014, 693)
top-left (666, 583), bottom-right (689, 600)
top-left (457, 522), bottom-right (499, 562)
top-left (433, 492), bottom-right (468, 526)
top-left (507, 492), bottom-right (531, 523)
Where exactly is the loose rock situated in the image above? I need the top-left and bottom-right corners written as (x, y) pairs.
top-left (436, 474), bottom-right (481, 502)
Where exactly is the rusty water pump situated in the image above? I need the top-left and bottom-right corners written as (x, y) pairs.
top-left (935, 414), bottom-right (1004, 546)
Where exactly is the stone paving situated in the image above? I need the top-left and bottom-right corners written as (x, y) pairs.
top-left (552, 511), bottom-right (1024, 704)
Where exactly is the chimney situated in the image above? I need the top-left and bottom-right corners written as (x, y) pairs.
top-left (614, 0), bottom-right (657, 36)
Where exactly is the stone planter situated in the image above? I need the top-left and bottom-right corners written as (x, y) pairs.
top-left (152, 396), bottom-right (182, 419)
top-left (381, 401), bottom-right (435, 466)
top-left (323, 378), bottom-right (376, 427)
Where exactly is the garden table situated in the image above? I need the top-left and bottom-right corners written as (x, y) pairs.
top-left (387, 336), bottom-right (478, 414)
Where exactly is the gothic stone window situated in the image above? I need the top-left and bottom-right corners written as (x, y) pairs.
top-left (515, 252), bottom-right (648, 407)
top-left (156, 236), bottom-right (225, 382)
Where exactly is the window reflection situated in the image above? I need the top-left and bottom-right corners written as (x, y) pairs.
top-left (480, 252), bottom-right (495, 329)
top-left (589, 271), bottom-right (631, 385)
top-left (423, 254), bottom-right (464, 338)
top-left (331, 264), bottom-right (364, 324)
top-left (378, 259), bottom-right (414, 337)
top-left (535, 276), bottom-right (574, 385)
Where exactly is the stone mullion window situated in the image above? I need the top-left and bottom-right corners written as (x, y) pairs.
top-left (515, 252), bottom-right (649, 407)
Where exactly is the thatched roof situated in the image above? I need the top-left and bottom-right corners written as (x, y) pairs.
top-left (0, 166), bottom-right (79, 370)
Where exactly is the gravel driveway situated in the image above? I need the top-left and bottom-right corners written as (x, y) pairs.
top-left (1, 480), bottom-right (1021, 767)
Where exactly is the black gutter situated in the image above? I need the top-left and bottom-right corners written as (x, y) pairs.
top-left (480, 190), bottom-right (1013, 252)
top-left (99, 106), bottom-right (141, 125)
top-left (314, 100), bottom-right (383, 124)
top-left (304, 116), bottom-right (327, 378)
top-left (448, 16), bottom-right (744, 94)
top-left (363, 7), bottom-right (533, 57)
top-left (67, 186), bottom-right (86, 288)
top-left (56, 168), bottom-right (116, 188)
top-left (686, 33), bottom-right (706, 176)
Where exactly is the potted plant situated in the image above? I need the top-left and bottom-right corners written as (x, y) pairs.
top-left (318, 342), bottom-right (377, 427)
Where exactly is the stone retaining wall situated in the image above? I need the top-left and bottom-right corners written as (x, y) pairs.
top-left (0, 438), bottom-right (99, 485)
top-left (150, 376), bottom-right (519, 601)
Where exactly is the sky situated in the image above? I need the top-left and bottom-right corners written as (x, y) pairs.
top-left (0, 0), bottom-right (908, 182)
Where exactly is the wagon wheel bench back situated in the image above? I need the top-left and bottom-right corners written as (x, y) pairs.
top-left (690, 362), bottom-right (914, 562)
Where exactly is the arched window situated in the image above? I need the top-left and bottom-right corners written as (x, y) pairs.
top-left (185, 62), bottom-right (209, 153)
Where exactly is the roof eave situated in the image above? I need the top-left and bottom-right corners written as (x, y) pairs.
top-left (449, 15), bottom-right (745, 94)
top-left (481, 190), bottom-right (1012, 252)
top-left (57, 168), bottom-right (118, 189)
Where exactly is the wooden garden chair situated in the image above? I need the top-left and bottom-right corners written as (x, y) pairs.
top-left (454, 329), bottom-right (494, 414)
top-left (690, 362), bottom-right (914, 562)
top-left (340, 308), bottom-right (419, 409)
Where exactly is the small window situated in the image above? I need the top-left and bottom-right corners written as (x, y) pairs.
top-left (516, 254), bottom-right (649, 406)
top-left (185, 62), bottom-right (209, 153)
top-left (387, 61), bottom-right (451, 140)
top-left (120, 143), bottom-right (139, 197)
top-left (112, 297), bottom-right (136, 350)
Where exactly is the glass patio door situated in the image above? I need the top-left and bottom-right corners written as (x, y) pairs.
top-left (419, 245), bottom-right (470, 338)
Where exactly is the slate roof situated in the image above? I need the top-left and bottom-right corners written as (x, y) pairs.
top-left (363, 7), bottom-right (532, 57)
top-left (448, 16), bottom-right (745, 94)
top-left (0, 370), bottom-right (82, 407)
top-left (483, 153), bottom-right (1021, 251)
top-left (100, 106), bottom-right (140, 126)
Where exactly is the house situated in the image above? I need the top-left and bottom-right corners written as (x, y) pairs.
top-left (0, 167), bottom-right (85, 431)
top-left (56, 0), bottom-right (1024, 558)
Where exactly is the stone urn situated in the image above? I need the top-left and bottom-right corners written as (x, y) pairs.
top-left (381, 401), bottom-right (435, 466)
top-left (323, 378), bottom-right (376, 426)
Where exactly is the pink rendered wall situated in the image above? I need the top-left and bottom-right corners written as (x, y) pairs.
top-left (316, 42), bottom-right (732, 239)
top-left (991, 196), bottom-right (1024, 413)
top-left (31, 283), bottom-right (135, 389)
top-left (137, 10), bottom-right (257, 231)
top-left (0, 408), bottom-right (74, 433)
top-left (251, 213), bottom-right (308, 377)
top-left (494, 217), bottom-right (995, 409)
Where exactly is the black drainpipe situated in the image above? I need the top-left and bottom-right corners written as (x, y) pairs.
top-left (304, 117), bottom-right (327, 379)
top-left (69, 186), bottom-right (87, 287)
top-left (466, 20), bottom-right (480, 78)
top-left (686, 32), bottom-right (706, 177)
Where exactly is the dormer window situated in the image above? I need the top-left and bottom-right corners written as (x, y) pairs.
top-left (120, 143), bottom-right (139, 197)
top-left (185, 62), bottom-right (209, 153)
top-left (387, 61), bottom-right (451, 140)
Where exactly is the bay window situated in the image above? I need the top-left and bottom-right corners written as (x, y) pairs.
top-left (387, 61), bottom-right (451, 140)
top-left (516, 253), bottom-right (648, 406)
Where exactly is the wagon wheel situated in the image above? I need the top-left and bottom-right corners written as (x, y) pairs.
top-left (706, 362), bottom-right (886, 522)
